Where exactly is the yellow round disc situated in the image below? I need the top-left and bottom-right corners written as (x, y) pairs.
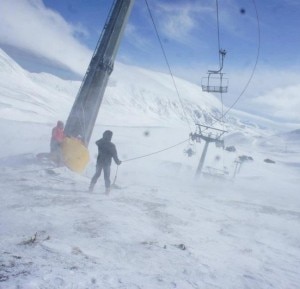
top-left (61, 137), bottom-right (90, 173)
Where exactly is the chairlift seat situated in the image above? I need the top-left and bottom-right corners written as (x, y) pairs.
top-left (190, 133), bottom-right (201, 143)
top-left (203, 166), bottom-right (229, 180)
top-left (201, 75), bottom-right (228, 93)
top-left (202, 85), bottom-right (228, 93)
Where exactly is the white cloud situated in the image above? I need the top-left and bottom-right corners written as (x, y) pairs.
top-left (251, 83), bottom-right (300, 122)
top-left (0, 0), bottom-right (92, 75)
top-left (211, 65), bottom-right (300, 122)
top-left (149, 0), bottom-right (256, 45)
top-left (152, 1), bottom-right (213, 43)
top-left (170, 61), bottom-right (300, 123)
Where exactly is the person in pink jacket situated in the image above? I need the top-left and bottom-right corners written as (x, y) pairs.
top-left (50, 121), bottom-right (64, 165)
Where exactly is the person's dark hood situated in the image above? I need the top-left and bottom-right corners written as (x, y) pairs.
top-left (57, 120), bottom-right (64, 129)
top-left (103, 130), bottom-right (113, 141)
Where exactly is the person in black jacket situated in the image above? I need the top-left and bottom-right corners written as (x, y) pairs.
top-left (89, 130), bottom-right (121, 193)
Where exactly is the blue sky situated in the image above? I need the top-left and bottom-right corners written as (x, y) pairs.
top-left (39, 0), bottom-right (300, 69)
top-left (0, 0), bottom-right (300, 122)
top-left (42, 0), bottom-right (261, 70)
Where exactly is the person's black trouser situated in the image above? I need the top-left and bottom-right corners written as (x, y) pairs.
top-left (90, 163), bottom-right (111, 189)
top-left (50, 140), bottom-right (62, 166)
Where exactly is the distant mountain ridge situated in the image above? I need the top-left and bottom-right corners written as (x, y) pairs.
top-left (279, 129), bottom-right (300, 142)
top-left (0, 48), bottom-right (223, 126)
top-left (0, 48), bottom-right (281, 141)
top-left (1, 45), bottom-right (82, 80)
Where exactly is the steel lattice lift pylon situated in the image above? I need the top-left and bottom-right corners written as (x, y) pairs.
top-left (190, 124), bottom-right (227, 177)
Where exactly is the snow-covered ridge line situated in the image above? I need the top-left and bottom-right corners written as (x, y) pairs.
top-left (0, 48), bottom-right (295, 137)
top-left (0, 48), bottom-right (223, 126)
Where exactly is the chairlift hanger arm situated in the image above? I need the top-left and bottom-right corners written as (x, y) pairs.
top-left (208, 49), bottom-right (226, 74)
top-left (201, 0), bottom-right (229, 94)
top-left (191, 132), bottom-right (224, 144)
top-left (195, 123), bottom-right (227, 133)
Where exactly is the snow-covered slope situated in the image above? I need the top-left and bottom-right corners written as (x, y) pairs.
top-left (0, 48), bottom-right (223, 127)
top-left (1, 122), bottom-right (300, 289)
top-left (104, 62), bottom-right (223, 127)
top-left (0, 50), bottom-right (77, 123)
top-left (0, 48), bottom-right (231, 128)
top-left (1, 49), bottom-right (300, 289)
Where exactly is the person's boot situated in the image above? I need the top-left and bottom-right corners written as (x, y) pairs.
top-left (105, 187), bottom-right (110, 194)
top-left (89, 183), bottom-right (95, 192)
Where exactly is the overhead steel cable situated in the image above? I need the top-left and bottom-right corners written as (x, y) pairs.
top-left (112, 137), bottom-right (190, 184)
top-left (203, 0), bottom-right (261, 131)
top-left (116, 0), bottom-right (260, 172)
top-left (216, 0), bottom-right (222, 67)
top-left (215, 0), bottom-right (225, 123)
top-left (144, 0), bottom-right (193, 134)
top-left (223, 0), bottom-right (260, 116)
top-left (215, 0), bottom-right (226, 169)
top-left (122, 138), bottom-right (190, 162)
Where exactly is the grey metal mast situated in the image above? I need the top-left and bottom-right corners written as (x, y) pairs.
top-left (64, 0), bottom-right (135, 145)
top-left (191, 124), bottom-right (227, 177)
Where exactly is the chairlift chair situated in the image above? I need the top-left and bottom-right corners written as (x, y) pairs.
top-left (202, 49), bottom-right (228, 93)
top-left (190, 132), bottom-right (201, 143)
top-left (201, 73), bottom-right (228, 93)
top-left (184, 146), bottom-right (196, 157)
top-left (184, 135), bottom-right (197, 157)
top-left (215, 139), bottom-right (224, 148)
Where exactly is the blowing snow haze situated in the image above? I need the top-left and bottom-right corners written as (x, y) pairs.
top-left (1, 1), bottom-right (300, 288)
top-left (0, 45), bottom-right (300, 287)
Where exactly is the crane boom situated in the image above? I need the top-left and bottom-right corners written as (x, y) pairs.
top-left (64, 0), bottom-right (135, 145)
